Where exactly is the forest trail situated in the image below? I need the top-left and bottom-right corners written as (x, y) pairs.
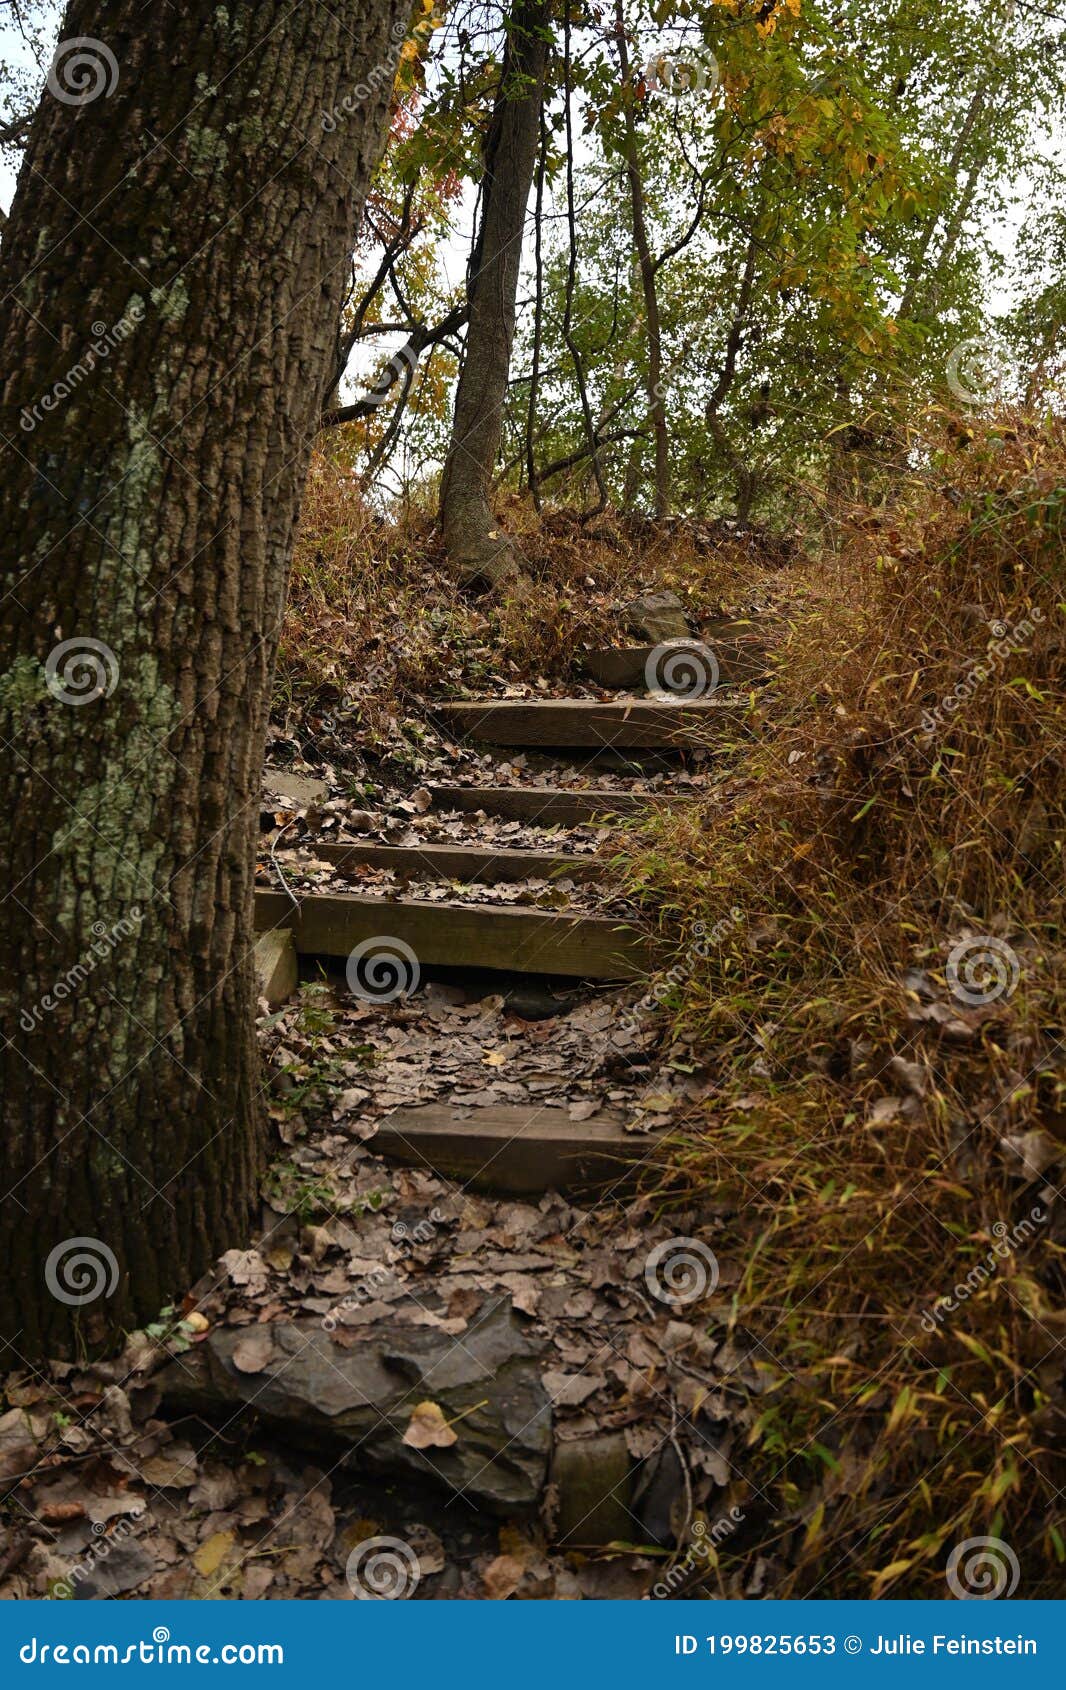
top-left (2, 613), bottom-right (781, 1603)
top-left (255, 621), bottom-right (769, 1202)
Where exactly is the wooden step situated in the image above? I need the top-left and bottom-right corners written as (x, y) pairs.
top-left (584, 637), bottom-right (765, 692)
top-left (255, 890), bottom-right (649, 979)
top-left (428, 785), bottom-right (648, 824)
top-left (435, 697), bottom-right (740, 750)
top-left (374, 1104), bottom-right (664, 1195)
top-left (298, 841), bottom-right (606, 884)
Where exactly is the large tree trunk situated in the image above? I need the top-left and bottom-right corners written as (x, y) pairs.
top-left (0, 0), bottom-right (405, 1360)
top-left (440, 0), bottom-right (550, 591)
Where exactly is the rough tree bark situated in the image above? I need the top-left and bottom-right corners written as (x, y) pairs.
top-left (0, 0), bottom-right (406, 1360)
top-left (440, 0), bottom-right (551, 591)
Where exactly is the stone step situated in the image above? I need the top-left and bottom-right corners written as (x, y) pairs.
top-left (253, 929), bottom-right (298, 1008)
top-left (255, 889), bottom-right (650, 980)
top-left (299, 840), bottom-right (606, 885)
top-left (435, 697), bottom-right (741, 750)
top-left (374, 1104), bottom-right (663, 1195)
top-left (427, 784), bottom-right (649, 824)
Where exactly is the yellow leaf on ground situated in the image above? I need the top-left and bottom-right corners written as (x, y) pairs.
top-left (194, 1529), bottom-right (237, 1578)
top-left (402, 1400), bottom-right (458, 1449)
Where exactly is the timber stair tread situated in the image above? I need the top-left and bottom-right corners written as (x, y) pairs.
top-left (427, 783), bottom-right (651, 823)
top-left (374, 1104), bottom-right (664, 1195)
top-left (286, 840), bottom-right (607, 884)
top-left (255, 887), bottom-right (650, 979)
top-left (434, 695), bottom-right (743, 750)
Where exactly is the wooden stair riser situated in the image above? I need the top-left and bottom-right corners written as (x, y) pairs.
top-left (584, 639), bottom-right (766, 692)
top-left (255, 890), bottom-right (650, 980)
top-left (435, 697), bottom-right (742, 750)
top-left (427, 785), bottom-right (649, 824)
top-left (375, 1105), bottom-right (664, 1196)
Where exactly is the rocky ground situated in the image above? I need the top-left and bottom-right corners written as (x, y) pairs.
top-left (0, 964), bottom-right (773, 1602)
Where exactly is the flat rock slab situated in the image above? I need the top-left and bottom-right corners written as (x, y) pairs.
top-left (434, 698), bottom-right (742, 750)
top-left (255, 890), bottom-right (651, 980)
top-left (156, 1299), bottom-right (550, 1513)
top-left (253, 929), bottom-right (298, 1009)
top-left (375, 1104), bottom-right (664, 1196)
top-left (263, 770), bottom-right (330, 808)
top-left (307, 841), bottom-right (606, 885)
top-left (585, 639), bottom-right (765, 693)
top-left (428, 785), bottom-right (649, 824)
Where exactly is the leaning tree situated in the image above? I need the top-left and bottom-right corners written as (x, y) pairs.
top-left (0, 0), bottom-right (407, 1358)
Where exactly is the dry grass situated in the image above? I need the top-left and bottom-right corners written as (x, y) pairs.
top-left (277, 457), bottom-right (792, 732)
top-left (617, 412), bottom-right (1066, 1596)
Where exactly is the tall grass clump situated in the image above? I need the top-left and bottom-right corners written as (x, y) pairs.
top-left (619, 413), bottom-right (1066, 1596)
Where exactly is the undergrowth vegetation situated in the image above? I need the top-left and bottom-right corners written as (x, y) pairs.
top-left (278, 415), bottom-right (1064, 1597)
top-left (618, 412), bottom-right (1066, 1596)
top-left (278, 457), bottom-right (787, 731)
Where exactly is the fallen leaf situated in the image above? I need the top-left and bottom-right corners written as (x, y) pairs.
top-left (542, 1369), bottom-right (606, 1407)
top-left (232, 1331), bottom-right (275, 1374)
top-left (1000, 1129), bottom-right (1063, 1180)
top-left (402, 1400), bottom-right (459, 1449)
top-left (568, 1099), bottom-right (600, 1122)
top-left (482, 1552), bottom-right (526, 1600)
top-left (37, 1500), bottom-right (86, 1524)
top-left (194, 1529), bottom-right (237, 1579)
top-left (138, 1446), bottom-right (198, 1489)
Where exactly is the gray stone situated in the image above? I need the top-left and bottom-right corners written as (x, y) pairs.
top-left (254, 929), bottom-right (298, 1008)
top-left (626, 591), bottom-right (690, 644)
top-left (263, 769), bottom-right (329, 808)
top-left (156, 1298), bottom-right (550, 1514)
top-left (70, 1541), bottom-right (156, 1599)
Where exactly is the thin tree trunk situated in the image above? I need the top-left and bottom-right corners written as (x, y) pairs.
top-left (525, 107), bottom-right (547, 511)
top-left (898, 90), bottom-right (986, 320)
top-left (612, 1), bottom-right (669, 518)
top-left (440, 0), bottom-right (550, 590)
top-left (560, 8), bottom-right (607, 517)
top-left (0, 0), bottom-right (405, 1360)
